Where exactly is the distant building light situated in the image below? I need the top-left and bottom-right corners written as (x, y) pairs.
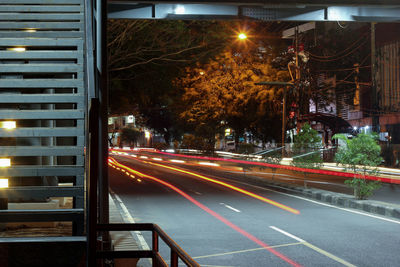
top-left (0, 178), bottom-right (8, 188)
top-left (145, 130), bottom-right (151, 139)
top-left (0, 158), bottom-right (11, 168)
top-left (127, 115), bottom-right (135, 123)
top-left (0, 121), bottom-right (16, 129)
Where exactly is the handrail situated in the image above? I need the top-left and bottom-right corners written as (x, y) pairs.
top-left (96, 223), bottom-right (200, 267)
top-left (292, 146), bottom-right (337, 159)
top-left (252, 146), bottom-right (284, 155)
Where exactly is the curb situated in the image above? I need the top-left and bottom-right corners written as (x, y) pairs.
top-left (237, 174), bottom-right (400, 220)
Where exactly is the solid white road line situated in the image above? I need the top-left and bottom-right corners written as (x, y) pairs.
top-left (220, 202), bottom-right (241, 213)
top-left (110, 190), bottom-right (151, 251)
top-left (270, 226), bottom-right (357, 267)
top-left (269, 226), bottom-right (305, 243)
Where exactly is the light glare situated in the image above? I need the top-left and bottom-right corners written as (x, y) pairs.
top-left (238, 33), bottom-right (247, 40)
top-left (0, 121), bottom-right (16, 129)
top-left (7, 47), bottom-right (26, 52)
top-left (0, 158), bottom-right (11, 167)
top-left (0, 178), bottom-right (8, 188)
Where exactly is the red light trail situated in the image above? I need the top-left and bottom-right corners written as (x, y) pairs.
top-left (110, 148), bottom-right (396, 184)
top-left (108, 157), bottom-right (303, 267)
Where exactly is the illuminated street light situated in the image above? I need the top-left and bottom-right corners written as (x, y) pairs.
top-left (0, 121), bottom-right (16, 130)
top-left (238, 33), bottom-right (247, 40)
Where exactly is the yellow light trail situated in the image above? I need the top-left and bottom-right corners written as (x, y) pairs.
top-left (144, 161), bottom-right (300, 215)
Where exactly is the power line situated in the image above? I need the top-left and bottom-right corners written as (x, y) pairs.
top-left (309, 38), bottom-right (368, 62)
top-left (307, 31), bottom-right (368, 59)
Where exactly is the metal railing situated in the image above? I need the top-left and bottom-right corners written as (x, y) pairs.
top-left (96, 223), bottom-right (200, 267)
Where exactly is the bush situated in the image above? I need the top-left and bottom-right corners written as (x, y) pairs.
top-left (238, 143), bottom-right (255, 154)
top-left (333, 133), bottom-right (382, 199)
top-left (180, 134), bottom-right (214, 152)
top-left (292, 123), bottom-right (323, 169)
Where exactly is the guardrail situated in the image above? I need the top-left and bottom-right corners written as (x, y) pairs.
top-left (96, 223), bottom-right (200, 267)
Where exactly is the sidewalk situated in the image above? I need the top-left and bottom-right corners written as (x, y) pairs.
top-left (108, 193), bottom-right (141, 267)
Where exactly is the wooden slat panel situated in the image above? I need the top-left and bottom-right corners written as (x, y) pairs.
top-left (0, 64), bottom-right (82, 73)
top-left (0, 166), bottom-right (84, 177)
top-left (0, 110), bottom-right (84, 119)
top-left (0, 146), bottom-right (83, 156)
top-left (0, 5), bottom-right (82, 12)
top-left (0, 79), bottom-right (83, 88)
top-left (0, 94), bottom-right (84, 104)
top-left (0, 22), bottom-right (83, 29)
top-left (0, 31), bottom-right (84, 38)
top-left (0, 127), bottom-right (84, 137)
top-left (0, 13), bottom-right (83, 20)
top-left (0, 209), bottom-right (84, 223)
top-left (0, 51), bottom-right (81, 59)
top-left (0, 38), bottom-right (82, 46)
top-left (0, 0), bottom-right (81, 4)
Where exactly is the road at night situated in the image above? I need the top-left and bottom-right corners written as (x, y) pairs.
top-left (109, 154), bottom-right (400, 267)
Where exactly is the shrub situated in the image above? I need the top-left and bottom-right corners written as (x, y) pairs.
top-left (333, 133), bottom-right (382, 199)
top-left (238, 143), bottom-right (255, 154)
top-left (292, 123), bottom-right (323, 169)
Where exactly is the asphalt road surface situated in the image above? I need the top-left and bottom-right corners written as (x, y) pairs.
top-left (109, 154), bottom-right (400, 267)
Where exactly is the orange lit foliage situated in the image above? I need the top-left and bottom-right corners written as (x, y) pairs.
top-left (177, 47), bottom-right (290, 144)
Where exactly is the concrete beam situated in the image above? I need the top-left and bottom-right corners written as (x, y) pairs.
top-left (108, 2), bottom-right (400, 22)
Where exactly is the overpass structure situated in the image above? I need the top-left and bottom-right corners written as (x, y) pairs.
top-left (0, 0), bottom-right (399, 266)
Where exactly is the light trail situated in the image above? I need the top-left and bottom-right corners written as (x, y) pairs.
top-left (108, 157), bottom-right (303, 267)
top-left (125, 149), bottom-right (395, 184)
top-left (144, 161), bottom-right (300, 215)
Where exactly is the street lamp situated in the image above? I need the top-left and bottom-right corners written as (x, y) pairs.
top-left (238, 33), bottom-right (247, 40)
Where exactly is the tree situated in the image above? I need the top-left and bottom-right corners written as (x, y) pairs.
top-left (292, 123), bottom-right (323, 169)
top-left (333, 133), bottom-right (382, 199)
top-left (120, 127), bottom-right (141, 148)
top-left (176, 41), bottom-right (290, 145)
top-left (108, 20), bottom-right (233, 142)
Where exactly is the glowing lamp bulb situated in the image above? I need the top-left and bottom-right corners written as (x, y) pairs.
top-left (238, 33), bottom-right (247, 40)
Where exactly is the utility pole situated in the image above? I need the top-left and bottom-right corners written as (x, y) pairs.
top-left (371, 22), bottom-right (379, 133)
